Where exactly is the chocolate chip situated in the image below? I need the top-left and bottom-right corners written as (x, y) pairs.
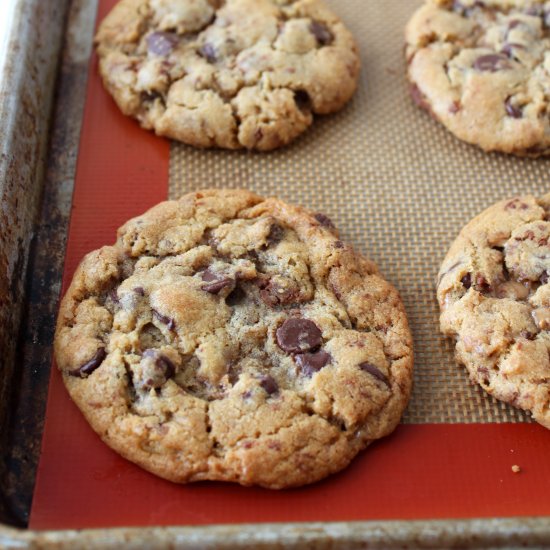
top-left (152, 309), bottom-right (176, 331)
top-left (257, 277), bottom-right (301, 307)
top-left (260, 375), bottom-right (279, 395)
top-left (70, 348), bottom-right (106, 378)
top-left (198, 43), bottom-right (217, 63)
top-left (201, 269), bottom-right (234, 294)
top-left (276, 318), bottom-right (322, 354)
top-left (476, 275), bottom-right (491, 293)
top-left (158, 354), bottom-right (175, 379)
top-left (134, 287), bottom-right (145, 296)
top-left (505, 97), bottom-right (522, 119)
top-left (309, 20), bottom-right (333, 45)
top-left (266, 224), bottom-right (285, 247)
top-left (295, 350), bottom-right (331, 377)
top-left (143, 349), bottom-right (176, 380)
top-left (314, 213), bottom-right (335, 230)
top-left (541, 271), bottom-right (549, 284)
top-left (461, 273), bottom-right (472, 289)
top-left (359, 362), bottom-right (389, 386)
top-left (505, 198), bottom-right (529, 210)
top-left (520, 331), bottom-right (536, 341)
top-left (294, 90), bottom-right (311, 112)
top-left (147, 31), bottom-right (179, 56)
top-left (473, 54), bottom-right (511, 72)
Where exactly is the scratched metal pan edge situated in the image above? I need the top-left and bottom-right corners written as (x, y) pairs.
top-left (2, 519), bottom-right (550, 549)
top-left (0, 0), bottom-right (71, 527)
top-left (1, 0), bottom-right (550, 546)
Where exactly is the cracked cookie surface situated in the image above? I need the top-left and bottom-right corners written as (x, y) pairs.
top-left (95, 0), bottom-right (360, 151)
top-left (438, 193), bottom-right (550, 429)
top-left (406, 0), bottom-right (550, 156)
top-left (54, 189), bottom-right (413, 488)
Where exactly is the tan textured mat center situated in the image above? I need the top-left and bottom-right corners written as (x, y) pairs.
top-left (169, 0), bottom-right (550, 424)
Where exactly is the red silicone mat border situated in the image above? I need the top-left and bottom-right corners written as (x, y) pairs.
top-left (29, 0), bottom-right (550, 530)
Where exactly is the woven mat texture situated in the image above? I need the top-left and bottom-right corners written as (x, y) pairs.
top-left (169, 0), bottom-right (550, 423)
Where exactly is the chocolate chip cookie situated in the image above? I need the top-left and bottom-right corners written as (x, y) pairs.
top-left (95, 0), bottom-right (360, 151)
top-left (55, 189), bottom-right (413, 488)
top-left (438, 193), bottom-right (550, 429)
top-left (406, 0), bottom-right (550, 156)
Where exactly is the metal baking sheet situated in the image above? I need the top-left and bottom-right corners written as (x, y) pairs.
top-left (2, 0), bottom-right (550, 546)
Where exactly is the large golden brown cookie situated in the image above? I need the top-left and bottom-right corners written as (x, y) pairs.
top-left (406, 0), bottom-right (550, 156)
top-left (95, 0), bottom-right (360, 151)
top-left (438, 193), bottom-right (550, 429)
top-left (55, 189), bottom-right (413, 488)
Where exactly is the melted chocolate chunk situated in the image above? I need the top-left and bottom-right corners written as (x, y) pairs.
top-left (294, 90), bottom-right (311, 112)
top-left (276, 318), bottom-right (322, 354)
top-left (260, 375), bottom-right (279, 395)
top-left (134, 287), bottom-right (145, 296)
top-left (295, 350), bottom-right (331, 377)
top-left (147, 32), bottom-right (179, 56)
top-left (314, 212), bottom-right (336, 230)
top-left (309, 20), bottom-right (333, 45)
top-left (475, 275), bottom-right (491, 293)
top-left (198, 43), bottom-right (217, 63)
top-left (520, 331), bottom-right (536, 341)
top-left (143, 349), bottom-right (176, 380)
top-left (201, 269), bottom-right (234, 294)
top-left (541, 271), bottom-right (549, 285)
top-left (266, 223), bottom-right (285, 247)
top-left (505, 198), bottom-right (529, 210)
top-left (359, 362), bottom-right (389, 386)
top-left (152, 309), bottom-right (176, 331)
top-left (257, 277), bottom-right (301, 307)
top-left (505, 97), bottom-right (522, 119)
top-left (461, 273), bottom-right (472, 289)
top-left (473, 54), bottom-right (511, 72)
top-left (71, 348), bottom-right (107, 378)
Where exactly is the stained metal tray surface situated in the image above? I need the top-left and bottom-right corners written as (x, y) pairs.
top-left (1, 0), bottom-right (550, 547)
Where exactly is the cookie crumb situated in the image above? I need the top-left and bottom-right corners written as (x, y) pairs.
top-left (511, 465), bottom-right (521, 474)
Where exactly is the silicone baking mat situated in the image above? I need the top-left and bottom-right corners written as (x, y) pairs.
top-left (30, 0), bottom-right (550, 529)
